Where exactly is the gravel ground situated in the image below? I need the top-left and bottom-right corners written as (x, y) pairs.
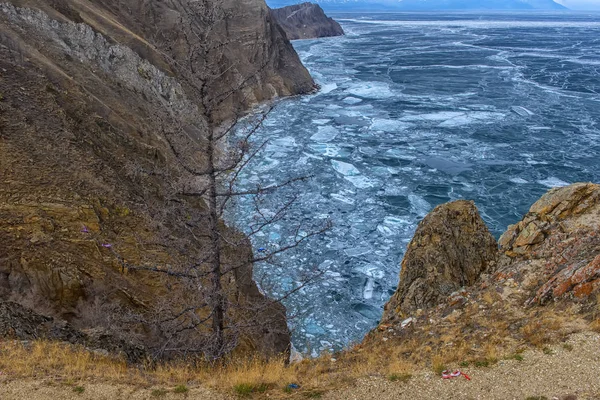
top-left (0, 381), bottom-right (229, 400)
top-left (0, 333), bottom-right (598, 400)
top-left (324, 333), bottom-right (600, 400)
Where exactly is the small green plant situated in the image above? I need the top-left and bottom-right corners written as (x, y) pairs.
top-left (151, 389), bottom-right (168, 397)
top-left (173, 384), bottom-right (189, 394)
top-left (504, 354), bottom-right (524, 362)
top-left (388, 373), bottom-right (412, 383)
top-left (234, 383), bottom-right (254, 397)
top-left (137, 66), bottom-right (152, 80)
top-left (73, 386), bottom-right (85, 394)
top-left (0, 92), bottom-right (4, 101)
top-left (233, 383), bottom-right (270, 397)
top-left (562, 343), bottom-right (574, 352)
top-left (474, 359), bottom-right (490, 368)
top-left (459, 361), bottom-right (470, 367)
top-left (525, 396), bottom-right (548, 400)
top-left (542, 347), bottom-right (554, 355)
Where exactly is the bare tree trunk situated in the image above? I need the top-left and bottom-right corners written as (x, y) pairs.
top-left (207, 129), bottom-right (225, 357)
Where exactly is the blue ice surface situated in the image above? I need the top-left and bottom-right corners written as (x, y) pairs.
top-left (228, 12), bottom-right (600, 355)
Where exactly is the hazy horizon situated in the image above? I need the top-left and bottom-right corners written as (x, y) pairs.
top-left (266, 0), bottom-right (600, 11)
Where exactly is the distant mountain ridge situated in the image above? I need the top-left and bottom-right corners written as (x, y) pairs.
top-left (266, 0), bottom-right (568, 11)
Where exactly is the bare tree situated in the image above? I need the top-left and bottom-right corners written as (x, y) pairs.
top-left (118, 0), bottom-right (329, 360)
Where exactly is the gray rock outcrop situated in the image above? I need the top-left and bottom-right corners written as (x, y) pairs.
top-left (382, 200), bottom-right (498, 321)
top-left (270, 2), bottom-right (344, 40)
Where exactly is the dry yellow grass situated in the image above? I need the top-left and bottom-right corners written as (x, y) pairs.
top-left (0, 306), bottom-right (591, 398)
top-left (591, 318), bottom-right (600, 333)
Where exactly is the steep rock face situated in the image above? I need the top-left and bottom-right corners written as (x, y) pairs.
top-left (496, 183), bottom-right (600, 305)
top-left (0, 301), bottom-right (146, 363)
top-left (382, 200), bottom-right (498, 321)
top-left (270, 2), bottom-right (344, 40)
top-left (4, 0), bottom-right (315, 122)
top-left (0, 0), bottom-right (307, 358)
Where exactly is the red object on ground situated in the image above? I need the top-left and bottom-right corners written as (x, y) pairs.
top-left (441, 370), bottom-right (470, 380)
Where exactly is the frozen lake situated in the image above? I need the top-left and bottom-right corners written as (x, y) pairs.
top-left (229, 13), bottom-right (600, 355)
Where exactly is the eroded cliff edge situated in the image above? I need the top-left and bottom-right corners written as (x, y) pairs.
top-left (270, 2), bottom-right (344, 40)
top-left (0, 0), bottom-right (315, 359)
top-left (372, 183), bottom-right (600, 363)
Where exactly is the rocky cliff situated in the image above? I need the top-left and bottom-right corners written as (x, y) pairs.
top-left (382, 200), bottom-right (498, 321)
top-left (0, 0), bottom-right (314, 359)
top-left (375, 183), bottom-right (600, 363)
top-left (270, 2), bottom-right (344, 40)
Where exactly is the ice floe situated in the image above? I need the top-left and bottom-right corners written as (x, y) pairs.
top-left (343, 96), bottom-right (363, 104)
top-left (310, 126), bottom-right (339, 142)
top-left (370, 118), bottom-right (414, 132)
top-left (331, 160), bottom-right (361, 176)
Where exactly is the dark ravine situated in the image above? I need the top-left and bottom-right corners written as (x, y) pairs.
top-left (270, 2), bottom-right (344, 40)
top-left (0, 0), bottom-right (314, 359)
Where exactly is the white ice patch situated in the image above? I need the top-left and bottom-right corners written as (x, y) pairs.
top-left (385, 148), bottom-right (416, 160)
top-left (354, 264), bottom-right (385, 280)
top-left (266, 136), bottom-right (297, 153)
top-left (331, 193), bottom-right (355, 205)
top-left (538, 177), bottom-right (570, 188)
top-left (511, 106), bottom-right (535, 117)
top-left (344, 175), bottom-right (376, 189)
top-left (343, 96), bottom-right (363, 104)
top-left (401, 111), bottom-right (504, 127)
top-left (310, 143), bottom-right (341, 157)
top-left (319, 82), bottom-right (338, 94)
top-left (312, 119), bottom-right (331, 125)
top-left (346, 82), bottom-right (394, 99)
top-left (344, 247), bottom-right (371, 257)
top-left (331, 160), bottom-right (361, 176)
top-left (363, 278), bottom-right (374, 300)
top-left (377, 216), bottom-right (408, 236)
top-left (401, 111), bottom-right (464, 122)
top-left (370, 118), bottom-right (414, 132)
top-left (310, 126), bottom-right (339, 142)
top-left (409, 194), bottom-right (431, 217)
top-left (510, 177), bottom-right (529, 184)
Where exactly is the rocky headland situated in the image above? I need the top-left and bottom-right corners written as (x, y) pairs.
top-left (371, 182), bottom-right (600, 371)
top-left (0, 0), bottom-right (314, 360)
top-left (270, 2), bottom-right (344, 40)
